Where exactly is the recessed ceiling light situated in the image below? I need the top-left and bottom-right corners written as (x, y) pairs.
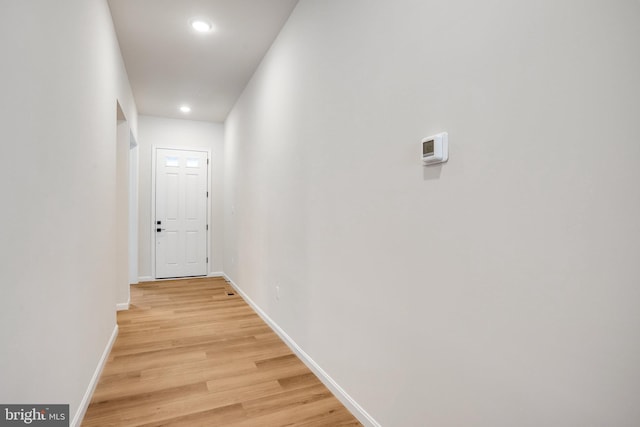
top-left (180, 105), bottom-right (191, 113)
top-left (190, 19), bottom-right (213, 33)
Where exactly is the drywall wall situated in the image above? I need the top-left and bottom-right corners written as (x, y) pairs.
top-left (129, 143), bottom-right (139, 286)
top-left (0, 0), bottom-right (137, 424)
top-left (137, 115), bottom-right (225, 278)
top-left (224, 1), bottom-right (640, 426)
top-left (116, 118), bottom-right (130, 306)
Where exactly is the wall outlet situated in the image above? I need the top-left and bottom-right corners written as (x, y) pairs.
top-left (275, 285), bottom-right (280, 301)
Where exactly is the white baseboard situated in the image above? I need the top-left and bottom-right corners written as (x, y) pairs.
top-left (72, 324), bottom-right (118, 427)
top-left (223, 275), bottom-right (380, 427)
top-left (116, 299), bottom-right (130, 311)
top-left (138, 274), bottom-right (223, 283)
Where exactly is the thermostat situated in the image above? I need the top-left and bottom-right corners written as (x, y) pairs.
top-left (422, 132), bottom-right (448, 165)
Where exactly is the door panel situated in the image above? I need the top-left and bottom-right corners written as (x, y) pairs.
top-left (166, 173), bottom-right (179, 219)
top-left (156, 148), bottom-right (208, 278)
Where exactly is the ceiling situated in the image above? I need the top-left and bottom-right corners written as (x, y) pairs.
top-left (108, 0), bottom-right (299, 122)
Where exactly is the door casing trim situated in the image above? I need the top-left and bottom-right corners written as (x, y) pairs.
top-left (151, 145), bottom-right (212, 279)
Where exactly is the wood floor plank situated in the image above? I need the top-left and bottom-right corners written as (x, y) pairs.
top-left (82, 277), bottom-right (361, 427)
top-left (137, 403), bottom-right (247, 427)
top-left (226, 396), bottom-right (352, 427)
top-left (82, 383), bottom-right (209, 423)
top-left (241, 383), bottom-right (332, 418)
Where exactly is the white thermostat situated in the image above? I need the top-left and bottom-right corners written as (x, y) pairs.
top-left (422, 132), bottom-right (448, 165)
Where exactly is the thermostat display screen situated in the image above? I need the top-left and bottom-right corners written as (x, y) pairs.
top-left (422, 132), bottom-right (448, 165)
top-left (423, 140), bottom-right (434, 156)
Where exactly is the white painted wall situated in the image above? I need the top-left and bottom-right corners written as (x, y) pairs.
top-left (137, 115), bottom-right (225, 278)
top-left (0, 0), bottom-right (137, 424)
top-left (116, 118), bottom-right (130, 307)
top-left (224, 1), bottom-right (640, 426)
top-left (129, 142), bottom-right (139, 286)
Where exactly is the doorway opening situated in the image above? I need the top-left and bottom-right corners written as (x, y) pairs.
top-left (116, 101), bottom-right (138, 310)
top-left (152, 147), bottom-right (210, 279)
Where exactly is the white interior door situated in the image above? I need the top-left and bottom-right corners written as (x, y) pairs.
top-left (155, 148), bottom-right (208, 279)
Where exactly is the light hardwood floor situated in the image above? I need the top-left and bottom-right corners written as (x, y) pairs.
top-left (82, 277), bottom-right (361, 427)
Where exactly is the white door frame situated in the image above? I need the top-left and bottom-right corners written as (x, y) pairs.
top-left (151, 145), bottom-right (211, 279)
